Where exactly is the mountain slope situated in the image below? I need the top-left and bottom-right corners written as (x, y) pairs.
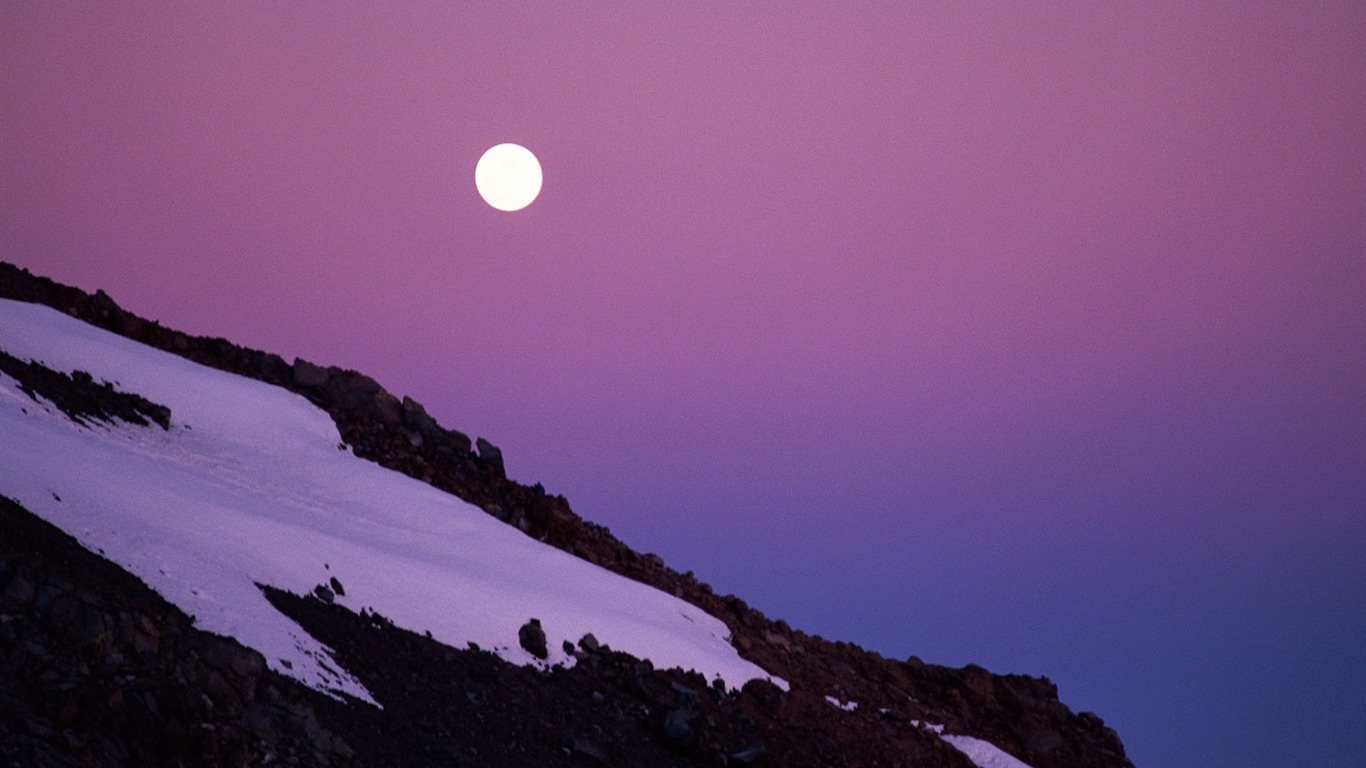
top-left (0, 262), bottom-right (1133, 767)
top-left (0, 296), bottom-right (777, 699)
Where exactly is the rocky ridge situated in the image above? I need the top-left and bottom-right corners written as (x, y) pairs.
top-left (0, 261), bottom-right (1133, 767)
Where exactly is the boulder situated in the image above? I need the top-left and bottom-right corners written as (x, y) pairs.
top-left (372, 390), bottom-right (402, 427)
top-left (660, 707), bottom-right (692, 745)
top-left (400, 396), bottom-right (441, 436)
top-left (475, 437), bottom-right (505, 476)
top-left (518, 618), bottom-right (548, 659)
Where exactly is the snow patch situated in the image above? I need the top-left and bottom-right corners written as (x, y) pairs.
top-left (940, 735), bottom-right (1035, 768)
top-left (0, 299), bottom-right (786, 703)
top-left (911, 720), bottom-right (1035, 768)
top-left (824, 695), bottom-right (858, 712)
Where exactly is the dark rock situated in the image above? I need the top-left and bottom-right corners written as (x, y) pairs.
top-left (579, 633), bottom-right (601, 654)
top-left (90, 288), bottom-right (119, 319)
top-left (670, 681), bottom-right (701, 706)
top-left (348, 373), bottom-right (383, 395)
top-left (312, 585), bottom-right (335, 604)
top-left (49, 595), bottom-right (82, 633)
top-left (229, 648), bottom-right (266, 687)
top-left (0, 351), bottom-right (171, 430)
top-left (291, 359), bottom-right (330, 388)
top-left (661, 707), bottom-right (692, 745)
top-left (475, 437), bottom-right (505, 475)
top-left (400, 396), bottom-right (440, 436)
top-left (3, 574), bottom-right (36, 606)
top-left (728, 741), bottom-right (767, 763)
top-left (328, 577), bottom-right (345, 597)
top-left (1027, 728), bottom-right (1065, 754)
top-left (740, 679), bottom-right (784, 715)
top-left (570, 737), bottom-right (608, 763)
top-left (518, 618), bottom-right (548, 659)
top-left (372, 390), bottom-right (402, 427)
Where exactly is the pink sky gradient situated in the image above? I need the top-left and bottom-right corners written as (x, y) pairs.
top-left (4, 5), bottom-right (1363, 766)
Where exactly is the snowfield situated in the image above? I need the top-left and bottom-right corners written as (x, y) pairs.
top-left (0, 298), bottom-right (785, 703)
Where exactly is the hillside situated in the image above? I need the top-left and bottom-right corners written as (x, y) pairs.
top-left (0, 262), bottom-right (1133, 767)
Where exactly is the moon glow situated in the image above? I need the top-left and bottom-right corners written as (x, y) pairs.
top-left (475, 143), bottom-right (542, 211)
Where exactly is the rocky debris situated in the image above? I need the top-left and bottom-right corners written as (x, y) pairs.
top-left (265, 585), bottom-right (979, 768)
top-left (518, 618), bottom-right (548, 660)
top-left (0, 484), bottom-right (981, 768)
top-left (0, 350), bottom-right (171, 431)
top-left (0, 495), bottom-right (357, 768)
top-left (0, 261), bottom-right (1136, 768)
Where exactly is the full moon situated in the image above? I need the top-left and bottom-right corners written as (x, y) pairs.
top-left (474, 143), bottom-right (542, 211)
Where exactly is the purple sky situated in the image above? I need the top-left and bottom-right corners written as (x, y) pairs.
top-left (4, 5), bottom-right (1363, 766)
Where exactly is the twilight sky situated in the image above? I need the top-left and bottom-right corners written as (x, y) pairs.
top-left (3, 4), bottom-right (1363, 766)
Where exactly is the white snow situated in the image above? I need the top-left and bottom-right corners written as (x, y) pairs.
top-left (824, 695), bottom-right (858, 711)
top-left (939, 735), bottom-right (1035, 768)
top-left (912, 721), bottom-right (1036, 768)
top-left (0, 298), bottom-right (785, 703)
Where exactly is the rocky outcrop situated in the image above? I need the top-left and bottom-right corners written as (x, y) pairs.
top-left (0, 349), bottom-right (171, 431)
top-left (0, 261), bottom-right (1134, 767)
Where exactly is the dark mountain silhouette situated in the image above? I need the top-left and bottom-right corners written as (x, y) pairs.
top-left (0, 261), bottom-right (1133, 767)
